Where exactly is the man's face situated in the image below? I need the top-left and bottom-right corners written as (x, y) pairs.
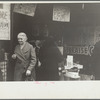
top-left (17, 36), bottom-right (26, 45)
top-left (35, 40), bottom-right (41, 47)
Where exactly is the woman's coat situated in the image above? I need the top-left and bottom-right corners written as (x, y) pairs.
top-left (14, 42), bottom-right (36, 81)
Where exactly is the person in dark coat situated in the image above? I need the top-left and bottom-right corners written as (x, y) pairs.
top-left (12, 32), bottom-right (36, 81)
top-left (38, 37), bottom-right (64, 81)
top-left (34, 40), bottom-right (41, 81)
top-left (91, 40), bottom-right (100, 80)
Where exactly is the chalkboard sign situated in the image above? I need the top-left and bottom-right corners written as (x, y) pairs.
top-left (0, 4), bottom-right (10, 40)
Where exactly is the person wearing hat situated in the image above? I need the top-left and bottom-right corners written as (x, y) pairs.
top-left (12, 32), bottom-right (36, 81)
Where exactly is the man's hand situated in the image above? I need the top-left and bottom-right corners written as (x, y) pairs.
top-left (26, 70), bottom-right (31, 76)
top-left (12, 54), bottom-right (17, 59)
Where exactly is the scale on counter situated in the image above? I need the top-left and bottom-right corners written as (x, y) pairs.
top-left (64, 55), bottom-right (83, 79)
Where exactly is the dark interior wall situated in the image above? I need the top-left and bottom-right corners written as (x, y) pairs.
top-left (12, 4), bottom-right (53, 46)
top-left (62, 3), bottom-right (100, 74)
top-left (11, 3), bottom-right (100, 48)
top-left (12, 13), bottom-right (33, 48)
top-left (63, 3), bottom-right (100, 46)
top-left (13, 3), bottom-right (97, 46)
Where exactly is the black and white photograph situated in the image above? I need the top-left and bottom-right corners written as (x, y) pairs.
top-left (0, 2), bottom-right (99, 81)
top-left (0, 1), bottom-right (100, 99)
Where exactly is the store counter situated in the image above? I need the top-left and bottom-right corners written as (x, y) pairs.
top-left (59, 72), bottom-right (95, 81)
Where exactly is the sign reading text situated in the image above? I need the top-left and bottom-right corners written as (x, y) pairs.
top-left (0, 4), bottom-right (10, 40)
top-left (64, 45), bottom-right (94, 56)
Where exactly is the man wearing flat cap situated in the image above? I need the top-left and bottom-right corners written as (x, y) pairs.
top-left (12, 32), bottom-right (36, 81)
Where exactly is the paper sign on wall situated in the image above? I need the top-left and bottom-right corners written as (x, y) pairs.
top-left (0, 4), bottom-right (10, 40)
top-left (13, 4), bottom-right (36, 16)
top-left (53, 5), bottom-right (70, 22)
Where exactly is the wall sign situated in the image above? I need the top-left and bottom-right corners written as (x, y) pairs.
top-left (53, 5), bottom-right (70, 22)
top-left (13, 4), bottom-right (37, 16)
top-left (64, 45), bottom-right (94, 56)
top-left (0, 4), bottom-right (10, 40)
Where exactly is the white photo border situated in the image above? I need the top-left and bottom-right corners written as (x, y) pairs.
top-left (0, 1), bottom-right (100, 99)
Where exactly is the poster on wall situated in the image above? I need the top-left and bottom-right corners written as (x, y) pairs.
top-left (0, 4), bottom-right (10, 40)
top-left (53, 5), bottom-right (70, 22)
top-left (13, 4), bottom-right (37, 16)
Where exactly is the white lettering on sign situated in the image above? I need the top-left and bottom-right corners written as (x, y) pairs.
top-left (64, 45), bottom-right (94, 56)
